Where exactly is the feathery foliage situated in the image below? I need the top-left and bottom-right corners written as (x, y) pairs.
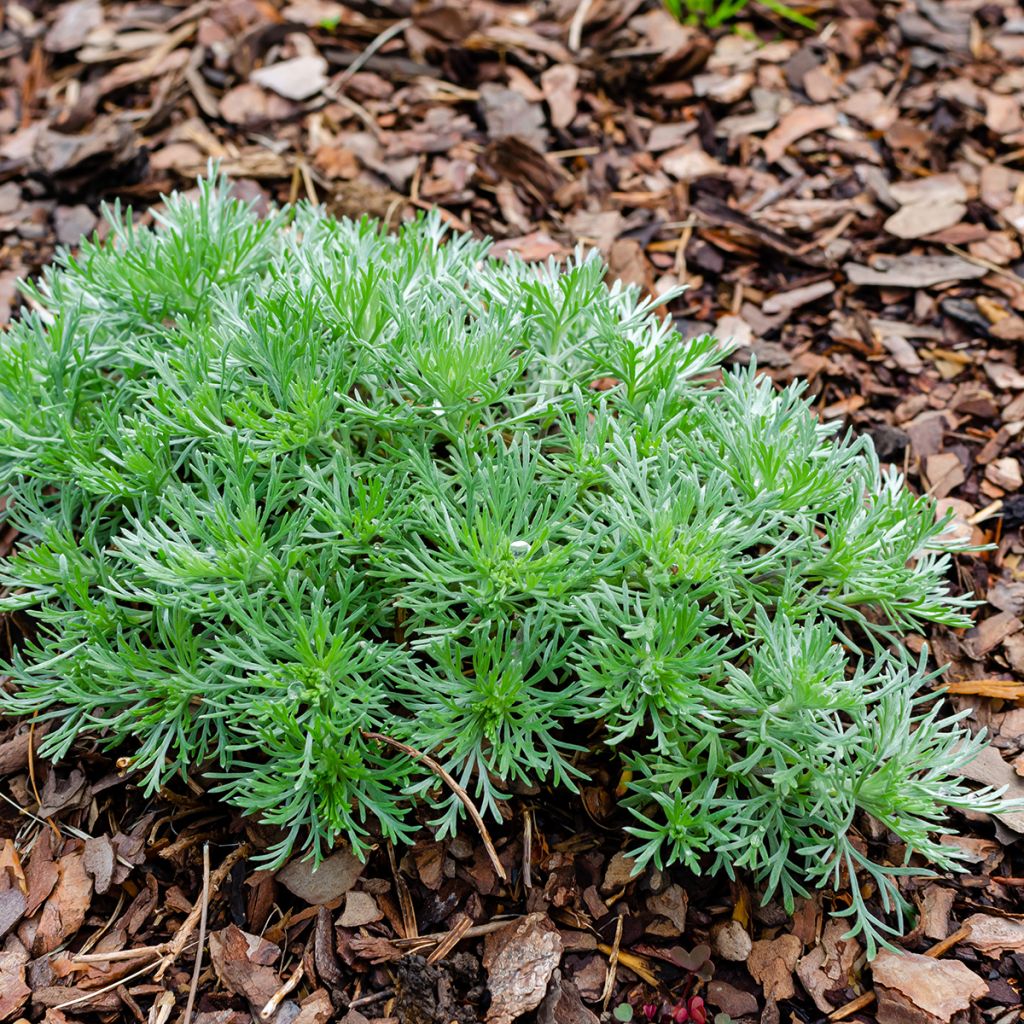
top-left (0, 176), bottom-right (1008, 954)
top-left (660, 0), bottom-right (815, 30)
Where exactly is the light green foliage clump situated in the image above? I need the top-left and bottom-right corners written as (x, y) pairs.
top-left (0, 177), bottom-right (1006, 953)
top-left (661, 0), bottom-right (815, 30)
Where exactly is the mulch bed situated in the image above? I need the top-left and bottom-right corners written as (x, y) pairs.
top-left (1, 0), bottom-right (1023, 1021)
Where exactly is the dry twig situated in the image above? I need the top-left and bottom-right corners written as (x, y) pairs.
top-left (363, 731), bottom-right (508, 882)
top-left (182, 843), bottom-right (211, 1024)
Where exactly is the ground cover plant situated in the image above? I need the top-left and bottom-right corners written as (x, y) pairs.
top-left (0, 176), bottom-right (1011, 955)
top-left (660, 0), bottom-right (815, 30)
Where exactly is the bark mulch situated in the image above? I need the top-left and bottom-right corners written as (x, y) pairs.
top-left (1, 0), bottom-right (1023, 1022)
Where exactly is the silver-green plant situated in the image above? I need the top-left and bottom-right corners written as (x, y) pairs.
top-left (0, 175), bottom-right (1008, 954)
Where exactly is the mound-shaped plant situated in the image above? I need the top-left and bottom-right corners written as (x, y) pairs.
top-left (0, 177), bottom-right (1008, 953)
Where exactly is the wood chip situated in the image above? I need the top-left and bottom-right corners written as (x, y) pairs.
top-left (918, 886), bottom-right (955, 941)
top-left (762, 279), bottom-right (836, 315)
top-left (661, 145), bottom-right (727, 180)
top-left (339, 891), bottom-right (383, 928)
top-left (985, 457), bottom-right (1022, 491)
top-left (889, 175), bottom-right (968, 206)
top-left (711, 918), bottom-right (752, 961)
top-left (251, 55), bottom-right (329, 101)
top-left (796, 920), bottom-right (860, 1014)
top-left (762, 105), bottom-right (837, 163)
top-left (845, 255), bottom-right (988, 288)
top-left (44, 0), bottom-right (103, 54)
top-left (871, 950), bottom-right (987, 1024)
top-left (483, 913), bottom-right (563, 1024)
top-left (923, 452), bottom-right (965, 499)
top-left (276, 849), bottom-right (363, 905)
top-left (963, 610), bottom-right (1023, 659)
top-left (0, 949), bottom-right (30, 1020)
top-left (884, 201), bottom-right (966, 240)
top-left (747, 934), bottom-right (802, 1001)
top-left (599, 851), bottom-right (637, 893)
top-left (961, 913), bottom-right (1024, 956)
top-left (957, 744), bottom-right (1024, 833)
top-left (540, 65), bottom-right (579, 130)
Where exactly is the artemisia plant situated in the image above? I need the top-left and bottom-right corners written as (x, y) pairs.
top-left (0, 175), bottom-right (1010, 954)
